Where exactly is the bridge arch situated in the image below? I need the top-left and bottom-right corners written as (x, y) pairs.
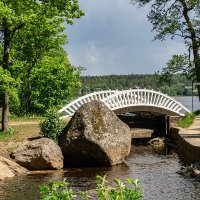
top-left (59, 89), bottom-right (190, 117)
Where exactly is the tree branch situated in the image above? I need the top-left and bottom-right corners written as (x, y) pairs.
top-left (11, 23), bottom-right (24, 38)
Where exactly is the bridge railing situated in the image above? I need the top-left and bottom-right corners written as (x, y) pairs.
top-left (102, 89), bottom-right (190, 116)
top-left (59, 89), bottom-right (191, 117)
top-left (58, 90), bottom-right (118, 117)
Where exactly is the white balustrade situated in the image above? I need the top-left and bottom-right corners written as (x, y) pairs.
top-left (59, 89), bottom-right (191, 117)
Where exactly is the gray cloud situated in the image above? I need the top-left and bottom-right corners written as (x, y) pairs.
top-left (64, 0), bottom-right (187, 75)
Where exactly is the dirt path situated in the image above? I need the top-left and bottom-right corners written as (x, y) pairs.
top-left (186, 115), bottom-right (200, 131)
top-left (8, 121), bottom-right (39, 126)
top-left (180, 115), bottom-right (200, 147)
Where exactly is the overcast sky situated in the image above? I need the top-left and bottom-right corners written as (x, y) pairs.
top-left (64, 0), bottom-right (186, 76)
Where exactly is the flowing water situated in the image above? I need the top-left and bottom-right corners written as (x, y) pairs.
top-left (0, 96), bottom-right (200, 200)
top-left (0, 144), bottom-right (200, 200)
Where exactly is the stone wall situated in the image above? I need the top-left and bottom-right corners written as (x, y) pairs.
top-left (170, 127), bottom-right (200, 164)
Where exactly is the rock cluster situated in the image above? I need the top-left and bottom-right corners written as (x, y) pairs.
top-left (177, 161), bottom-right (200, 178)
top-left (11, 138), bottom-right (63, 170)
top-left (5, 100), bottom-right (131, 173)
top-left (59, 100), bottom-right (131, 166)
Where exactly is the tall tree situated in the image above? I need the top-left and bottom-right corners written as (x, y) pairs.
top-left (29, 53), bottom-right (81, 114)
top-left (0, 0), bottom-right (84, 131)
top-left (10, 14), bottom-right (68, 114)
top-left (131, 0), bottom-right (200, 97)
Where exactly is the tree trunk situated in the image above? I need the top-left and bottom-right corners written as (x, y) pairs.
top-left (193, 52), bottom-right (200, 101)
top-left (1, 94), bottom-right (9, 131)
top-left (1, 17), bottom-right (11, 131)
top-left (180, 0), bottom-right (200, 100)
top-left (191, 35), bottom-right (200, 100)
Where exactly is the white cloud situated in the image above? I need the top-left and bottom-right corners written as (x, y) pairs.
top-left (64, 0), bottom-right (187, 75)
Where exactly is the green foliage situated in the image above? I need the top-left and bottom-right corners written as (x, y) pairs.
top-left (39, 179), bottom-right (78, 200)
top-left (0, 128), bottom-right (15, 140)
top-left (131, 0), bottom-right (200, 98)
top-left (22, 54), bottom-right (81, 114)
top-left (39, 176), bottom-right (144, 200)
top-left (80, 74), bottom-right (193, 96)
top-left (180, 110), bottom-right (200, 129)
top-left (0, 67), bottom-right (19, 99)
top-left (96, 175), bottom-right (144, 200)
top-left (39, 109), bottom-right (64, 143)
top-left (132, 0), bottom-right (200, 42)
top-left (178, 112), bottom-right (197, 128)
top-left (193, 110), bottom-right (200, 115)
top-left (0, 0), bottom-right (84, 130)
top-left (159, 54), bottom-right (194, 82)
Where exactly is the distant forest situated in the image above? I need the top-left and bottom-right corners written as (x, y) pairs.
top-left (80, 74), bottom-right (196, 96)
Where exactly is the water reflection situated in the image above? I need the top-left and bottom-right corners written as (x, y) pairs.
top-left (1, 144), bottom-right (200, 200)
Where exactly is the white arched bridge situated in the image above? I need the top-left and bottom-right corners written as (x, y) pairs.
top-left (59, 89), bottom-right (190, 118)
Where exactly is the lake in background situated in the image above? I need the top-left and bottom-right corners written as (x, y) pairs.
top-left (174, 96), bottom-right (199, 112)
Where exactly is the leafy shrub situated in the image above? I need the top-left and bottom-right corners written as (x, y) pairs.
top-left (39, 175), bottom-right (144, 200)
top-left (193, 109), bottom-right (200, 116)
top-left (39, 109), bottom-right (64, 143)
top-left (39, 179), bottom-right (79, 200)
top-left (96, 175), bottom-right (144, 200)
top-left (178, 112), bottom-right (195, 128)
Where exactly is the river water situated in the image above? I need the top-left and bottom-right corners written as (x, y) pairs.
top-left (1, 144), bottom-right (200, 200)
top-left (0, 96), bottom-right (200, 200)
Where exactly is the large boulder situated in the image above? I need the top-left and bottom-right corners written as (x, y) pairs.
top-left (0, 156), bottom-right (28, 180)
top-left (11, 138), bottom-right (63, 170)
top-left (59, 100), bottom-right (131, 166)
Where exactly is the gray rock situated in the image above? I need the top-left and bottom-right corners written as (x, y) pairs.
top-left (193, 161), bottom-right (200, 170)
top-left (11, 138), bottom-right (63, 170)
top-left (177, 165), bottom-right (198, 177)
top-left (192, 169), bottom-right (200, 178)
top-left (0, 156), bottom-right (28, 180)
top-left (59, 100), bottom-right (131, 166)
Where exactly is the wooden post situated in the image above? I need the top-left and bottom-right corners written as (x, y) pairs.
top-left (166, 116), bottom-right (170, 137)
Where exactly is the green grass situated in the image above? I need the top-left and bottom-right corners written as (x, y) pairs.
top-left (0, 128), bottom-right (15, 140)
top-left (0, 123), bottom-right (40, 142)
top-left (178, 110), bottom-right (200, 128)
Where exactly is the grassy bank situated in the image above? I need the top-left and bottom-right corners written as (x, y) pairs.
top-left (178, 110), bottom-right (200, 128)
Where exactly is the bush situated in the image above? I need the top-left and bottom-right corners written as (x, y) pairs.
top-left (193, 109), bottom-right (200, 116)
top-left (178, 112), bottom-right (195, 128)
top-left (39, 109), bottom-right (64, 143)
top-left (39, 175), bottom-right (144, 200)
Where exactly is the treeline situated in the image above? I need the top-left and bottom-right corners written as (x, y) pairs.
top-left (80, 74), bottom-right (195, 96)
